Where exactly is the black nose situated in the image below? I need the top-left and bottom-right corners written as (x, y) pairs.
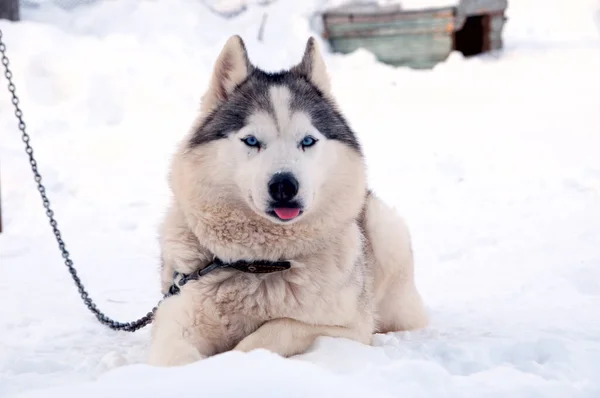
top-left (268, 172), bottom-right (299, 202)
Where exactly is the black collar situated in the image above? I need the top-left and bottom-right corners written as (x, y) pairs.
top-left (165, 257), bottom-right (291, 298)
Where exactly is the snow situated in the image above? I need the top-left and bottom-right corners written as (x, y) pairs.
top-left (1, 0), bottom-right (600, 397)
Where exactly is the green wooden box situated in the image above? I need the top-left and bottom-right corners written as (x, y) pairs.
top-left (322, 4), bottom-right (457, 69)
top-left (321, 0), bottom-right (507, 69)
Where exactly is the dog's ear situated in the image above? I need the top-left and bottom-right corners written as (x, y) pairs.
top-left (201, 35), bottom-right (253, 112)
top-left (292, 37), bottom-right (331, 95)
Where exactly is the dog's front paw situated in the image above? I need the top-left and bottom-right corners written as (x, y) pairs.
top-left (233, 331), bottom-right (274, 354)
top-left (233, 320), bottom-right (302, 357)
top-left (148, 341), bottom-right (204, 367)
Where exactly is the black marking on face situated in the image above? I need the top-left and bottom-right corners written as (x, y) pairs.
top-left (286, 77), bottom-right (360, 152)
top-left (189, 77), bottom-right (273, 146)
top-left (189, 67), bottom-right (361, 153)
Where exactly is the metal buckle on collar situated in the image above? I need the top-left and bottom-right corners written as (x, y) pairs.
top-left (164, 258), bottom-right (291, 298)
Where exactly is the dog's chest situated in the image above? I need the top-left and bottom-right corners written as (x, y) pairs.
top-left (197, 264), bottom-right (356, 326)
top-left (209, 271), bottom-right (311, 318)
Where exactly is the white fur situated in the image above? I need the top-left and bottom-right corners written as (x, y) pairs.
top-left (148, 36), bottom-right (428, 366)
top-left (233, 86), bottom-right (326, 219)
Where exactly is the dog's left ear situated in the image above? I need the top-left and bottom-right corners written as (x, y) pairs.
top-left (201, 35), bottom-right (253, 112)
top-left (292, 37), bottom-right (331, 95)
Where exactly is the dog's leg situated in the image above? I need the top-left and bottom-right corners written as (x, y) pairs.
top-left (149, 204), bottom-right (218, 366)
top-left (158, 204), bottom-right (211, 294)
top-left (362, 192), bottom-right (429, 333)
top-left (149, 287), bottom-right (232, 367)
top-left (233, 318), bottom-right (372, 357)
top-left (148, 293), bottom-right (204, 366)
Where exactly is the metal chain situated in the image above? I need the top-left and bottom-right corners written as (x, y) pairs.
top-left (0, 28), bottom-right (158, 332)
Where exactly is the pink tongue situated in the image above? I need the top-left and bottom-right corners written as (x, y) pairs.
top-left (274, 208), bottom-right (301, 220)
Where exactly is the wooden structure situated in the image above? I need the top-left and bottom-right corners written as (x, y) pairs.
top-left (0, 0), bottom-right (18, 233)
top-left (0, 0), bottom-right (19, 21)
top-left (0, 0), bottom-right (18, 234)
top-left (321, 0), bottom-right (507, 69)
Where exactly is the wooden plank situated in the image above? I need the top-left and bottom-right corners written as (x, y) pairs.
top-left (488, 14), bottom-right (507, 50)
top-left (326, 15), bottom-right (454, 38)
top-left (490, 14), bottom-right (507, 32)
top-left (322, 3), bottom-right (455, 69)
top-left (459, 0), bottom-right (507, 15)
top-left (0, 0), bottom-right (19, 21)
top-left (322, 4), bottom-right (455, 69)
top-left (328, 21), bottom-right (454, 39)
top-left (456, 0), bottom-right (506, 29)
top-left (329, 33), bottom-right (453, 68)
top-left (322, 0), bottom-right (507, 69)
top-left (326, 13), bottom-right (453, 31)
top-left (0, 0), bottom-right (19, 234)
top-left (0, 168), bottom-right (2, 233)
top-left (324, 7), bottom-right (454, 25)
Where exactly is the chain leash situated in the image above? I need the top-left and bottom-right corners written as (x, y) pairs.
top-left (0, 28), bottom-right (157, 332)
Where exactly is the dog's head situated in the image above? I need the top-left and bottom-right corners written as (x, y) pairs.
top-left (171, 35), bottom-right (366, 233)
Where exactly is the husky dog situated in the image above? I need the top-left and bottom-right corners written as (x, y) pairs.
top-left (148, 35), bottom-right (428, 366)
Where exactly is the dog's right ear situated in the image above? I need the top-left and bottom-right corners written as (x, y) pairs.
top-left (292, 37), bottom-right (331, 95)
top-left (201, 35), bottom-right (253, 112)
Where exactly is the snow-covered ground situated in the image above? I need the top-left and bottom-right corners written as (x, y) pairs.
top-left (1, 0), bottom-right (600, 397)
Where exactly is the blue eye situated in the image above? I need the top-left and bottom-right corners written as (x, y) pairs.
top-left (242, 135), bottom-right (260, 148)
top-left (301, 136), bottom-right (317, 149)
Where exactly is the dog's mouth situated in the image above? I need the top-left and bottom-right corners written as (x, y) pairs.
top-left (267, 201), bottom-right (304, 222)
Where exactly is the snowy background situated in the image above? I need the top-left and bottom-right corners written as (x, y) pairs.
top-left (1, 0), bottom-right (600, 397)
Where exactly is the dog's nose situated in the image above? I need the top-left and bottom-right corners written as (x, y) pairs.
top-left (268, 173), bottom-right (299, 202)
